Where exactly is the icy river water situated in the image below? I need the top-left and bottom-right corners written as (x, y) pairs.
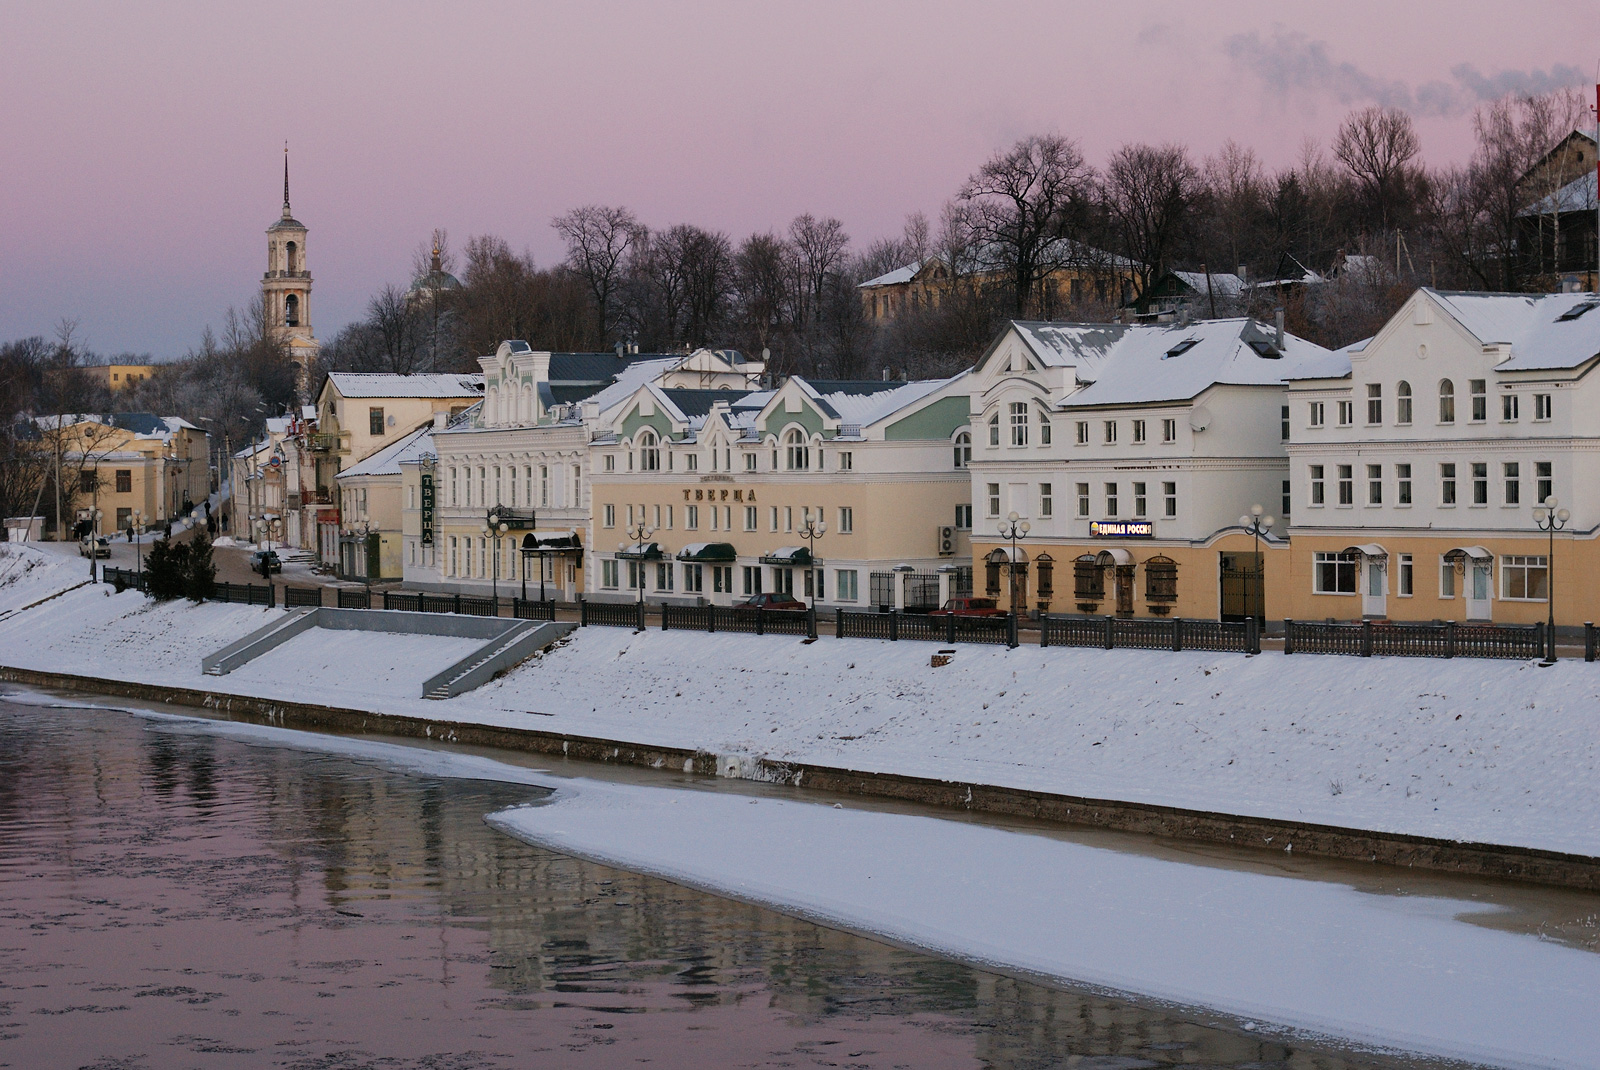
top-left (0, 693), bottom-right (1532, 1069)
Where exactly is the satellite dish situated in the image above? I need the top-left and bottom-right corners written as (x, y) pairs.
top-left (386, 414), bottom-right (397, 427)
top-left (1188, 406), bottom-right (1212, 432)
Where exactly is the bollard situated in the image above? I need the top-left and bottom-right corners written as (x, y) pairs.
top-left (1283, 619), bottom-right (1294, 655)
top-left (1172, 618), bottom-right (1184, 653)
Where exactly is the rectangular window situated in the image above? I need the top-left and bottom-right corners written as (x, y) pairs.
top-left (369, 407), bottom-right (385, 435)
top-left (744, 453), bottom-right (757, 471)
top-left (1367, 464), bottom-right (1382, 505)
top-left (770, 506), bottom-right (779, 532)
top-left (1281, 405), bottom-right (1290, 440)
top-left (79, 470), bottom-right (96, 493)
top-left (1009, 402), bottom-right (1029, 446)
top-left (1502, 394), bottom-right (1519, 422)
top-left (1470, 380), bottom-right (1487, 422)
top-left (1313, 551), bottom-right (1359, 594)
top-left (685, 453), bottom-right (698, 472)
top-left (604, 453), bottom-right (615, 472)
top-left (1398, 553), bottom-right (1414, 596)
top-left (955, 504), bottom-right (972, 529)
top-left (838, 506), bottom-right (853, 533)
top-left (1039, 483), bottom-right (1053, 518)
top-left (1396, 463), bottom-right (1411, 505)
top-left (1076, 421), bottom-right (1089, 445)
top-left (1536, 461), bottom-right (1552, 504)
top-left (1504, 462), bottom-right (1520, 505)
top-left (686, 505), bottom-right (699, 529)
top-left (653, 504), bottom-right (662, 529)
top-left (838, 451), bottom-right (853, 471)
top-left (448, 467), bottom-right (457, 506)
top-left (115, 469), bottom-right (132, 493)
top-left (573, 464), bottom-right (582, 506)
top-left (603, 503), bottom-right (615, 528)
top-left (1104, 482), bottom-right (1119, 516)
top-left (1133, 481), bottom-right (1147, 517)
top-left (1039, 418), bottom-right (1052, 445)
top-left (709, 505), bottom-right (719, 531)
top-left (835, 569), bottom-right (859, 601)
top-left (1076, 482), bottom-right (1090, 518)
top-left (1502, 555), bottom-right (1549, 601)
top-left (989, 418), bottom-right (1000, 446)
top-left (1472, 462), bottom-right (1488, 505)
top-left (1133, 419), bottom-right (1146, 443)
top-left (626, 560), bottom-right (641, 590)
top-left (1163, 481), bottom-right (1177, 518)
top-left (1310, 464), bottom-right (1325, 506)
top-left (1162, 418), bottom-right (1177, 442)
top-left (683, 563), bottom-right (703, 592)
top-left (712, 565), bottom-right (732, 594)
top-left (1440, 385), bottom-right (1456, 424)
top-left (742, 565), bottom-right (762, 595)
top-left (1438, 557), bottom-right (1456, 598)
top-left (987, 483), bottom-right (1001, 517)
top-left (1337, 400), bottom-right (1353, 427)
top-left (1366, 383), bottom-right (1382, 424)
top-left (1337, 464), bottom-right (1353, 506)
top-left (1103, 420), bottom-right (1117, 444)
top-left (1534, 393), bottom-right (1552, 421)
top-left (116, 506), bottom-right (131, 530)
top-left (656, 561), bottom-right (674, 591)
top-left (1309, 401), bottom-right (1325, 427)
top-left (744, 506), bottom-right (757, 531)
top-left (1281, 479), bottom-right (1291, 517)
top-left (1440, 463), bottom-right (1456, 506)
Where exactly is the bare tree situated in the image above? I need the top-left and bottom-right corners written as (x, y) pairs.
top-left (1333, 106), bottom-right (1423, 232)
top-left (1102, 143), bottom-right (1200, 298)
top-left (788, 214), bottom-right (850, 327)
top-left (732, 232), bottom-right (790, 361)
top-left (956, 134), bottom-right (1096, 316)
top-left (680, 227), bottom-right (734, 348)
top-left (552, 205), bottom-right (644, 341)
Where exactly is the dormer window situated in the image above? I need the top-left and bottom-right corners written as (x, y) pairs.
top-left (1164, 339), bottom-right (1199, 358)
top-left (637, 429), bottom-right (660, 471)
top-left (785, 428), bottom-right (809, 470)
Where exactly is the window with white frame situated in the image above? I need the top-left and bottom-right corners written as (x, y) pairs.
top-left (1337, 400), bottom-right (1353, 427)
top-left (604, 453), bottom-right (615, 472)
top-left (1281, 478), bottom-right (1291, 516)
top-left (603, 503), bottom-right (615, 528)
top-left (1398, 553), bottom-right (1414, 596)
top-left (745, 452), bottom-right (757, 471)
top-left (785, 429), bottom-right (809, 470)
top-left (1396, 381), bottom-right (1412, 424)
top-left (685, 452), bottom-right (698, 471)
top-left (1133, 419), bottom-right (1146, 443)
top-left (1367, 464), bottom-right (1382, 505)
top-left (835, 569), bottom-right (858, 601)
top-left (1502, 394), bottom-right (1519, 422)
top-left (1039, 483), bottom-right (1053, 517)
top-left (1501, 555), bottom-right (1548, 601)
top-left (1469, 379), bottom-right (1487, 422)
top-left (1439, 380), bottom-right (1455, 423)
top-left (1076, 483), bottom-right (1090, 517)
top-left (744, 506), bottom-right (757, 531)
top-left (638, 431), bottom-right (660, 470)
top-left (987, 483), bottom-right (1001, 516)
top-left (1162, 418), bottom-right (1177, 442)
top-left (1472, 462), bottom-right (1488, 505)
top-left (686, 505), bottom-right (699, 529)
top-left (1310, 464), bottom-right (1325, 506)
top-left (1439, 557), bottom-right (1457, 598)
top-left (1534, 393), bottom-right (1552, 421)
top-left (1366, 383), bottom-right (1382, 424)
top-left (1009, 402), bottom-right (1029, 446)
top-left (1309, 401), bottom-right (1325, 427)
top-left (1396, 463), bottom-right (1411, 505)
top-left (951, 434), bottom-right (968, 468)
top-left (1536, 461), bottom-right (1553, 503)
top-left (955, 504), bottom-right (972, 529)
top-left (1162, 481), bottom-right (1176, 518)
top-left (602, 559), bottom-right (618, 588)
top-left (988, 414), bottom-right (1000, 446)
top-left (683, 563), bottom-right (703, 592)
top-left (1039, 416), bottom-right (1052, 445)
top-left (1440, 462), bottom-right (1456, 505)
top-left (1313, 551), bottom-right (1358, 594)
top-left (838, 506), bottom-right (853, 533)
top-left (1104, 482), bottom-right (1119, 516)
top-left (1076, 420), bottom-right (1089, 444)
top-left (1504, 462), bottom-right (1520, 505)
top-left (1133, 481), bottom-right (1147, 517)
top-left (1337, 464), bottom-right (1353, 505)
top-left (1103, 420), bottom-right (1117, 444)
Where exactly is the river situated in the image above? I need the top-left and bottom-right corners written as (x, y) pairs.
top-left (0, 692), bottom-right (1511, 1069)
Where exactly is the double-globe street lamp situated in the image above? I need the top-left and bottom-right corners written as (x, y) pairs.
top-left (798, 515), bottom-right (825, 609)
top-left (1533, 495), bottom-right (1571, 664)
top-left (131, 510), bottom-right (145, 580)
top-left (625, 520), bottom-right (655, 629)
top-left (1237, 505), bottom-right (1275, 623)
top-left (483, 511), bottom-right (510, 602)
top-left (997, 511), bottom-right (1030, 616)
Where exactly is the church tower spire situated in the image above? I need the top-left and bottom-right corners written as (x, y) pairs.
top-left (283, 142), bottom-right (292, 219)
top-left (264, 146), bottom-right (318, 403)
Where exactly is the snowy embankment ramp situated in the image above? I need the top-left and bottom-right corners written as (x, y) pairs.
top-left (3, 583), bottom-right (1600, 857)
top-left (0, 544), bottom-right (91, 618)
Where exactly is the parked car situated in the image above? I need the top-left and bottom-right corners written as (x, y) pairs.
top-left (249, 549), bottom-right (282, 576)
top-left (734, 592), bottom-right (807, 612)
top-left (929, 596), bottom-right (1006, 617)
top-left (78, 536), bottom-right (111, 559)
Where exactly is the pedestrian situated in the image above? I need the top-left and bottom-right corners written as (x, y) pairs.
top-left (207, 516), bottom-right (217, 536)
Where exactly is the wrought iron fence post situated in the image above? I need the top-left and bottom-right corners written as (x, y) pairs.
top-left (637, 600), bottom-right (647, 632)
top-left (269, 583), bottom-right (277, 609)
top-left (806, 606), bottom-right (817, 640)
top-left (1360, 618), bottom-right (1372, 657)
top-left (1173, 618), bottom-right (1184, 653)
top-left (1283, 619), bottom-right (1294, 655)
top-left (661, 604), bottom-right (671, 631)
top-left (948, 612), bottom-right (958, 645)
top-left (887, 612), bottom-right (897, 641)
top-left (453, 593), bottom-right (461, 615)
top-left (1246, 616), bottom-right (1259, 655)
top-left (707, 605), bottom-right (716, 634)
top-left (1535, 620), bottom-right (1545, 661)
top-left (835, 607), bottom-right (844, 639)
top-left (579, 597), bottom-right (588, 627)
top-left (1444, 620), bottom-right (1456, 659)
top-left (1586, 622), bottom-right (1595, 663)
top-left (1007, 612), bottom-right (1018, 649)
top-left (1103, 615), bottom-right (1114, 650)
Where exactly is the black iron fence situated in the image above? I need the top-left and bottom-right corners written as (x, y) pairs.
top-left (213, 581), bottom-right (275, 607)
top-left (103, 567), bottom-right (146, 593)
top-left (284, 586), bottom-right (323, 608)
top-left (1040, 614), bottom-right (1259, 654)
top-left (337, 587), bottom-right (371, 610)
top-left (660, 603), bottom-right (817, 637)
top-left (457, 595), bottom-right (499, 617)
top-left (835, 609), bottom-right (1016, 646)
top-left (581, 599), bottom-right (646, 629)
top-left (1284, 618), bottom-right (1543, 659)
top-left (382, 590), bottom-right (421, 612)
top-left (512, 598), bottom-right (557, 621)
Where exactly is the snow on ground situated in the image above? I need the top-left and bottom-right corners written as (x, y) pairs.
top-left (225, 628), bottom-right (488, 704)
top-left (5, 587), bottom-right (1600, 856)
top-left (0, 543), bottom-right (92, 615)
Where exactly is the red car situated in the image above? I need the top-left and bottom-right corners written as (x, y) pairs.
top-left (929, 596), bottom-right (1006, 617)
top-left (735, 593), bottom-right (807, 612)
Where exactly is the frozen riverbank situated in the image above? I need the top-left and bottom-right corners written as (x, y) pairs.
top-left (2, 549), bottom-right (1599, 858)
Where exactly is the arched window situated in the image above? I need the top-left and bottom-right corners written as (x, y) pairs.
top-left (953, 431), bottom-right (972, 468)
top-left (1035, 553), bottom-right (1055, 600)
top-left (1073, 554), bottom-right (1104, 609)
top-left (638, 430), bottom-right (660, 471)
top-left (1144, 554), bottom-right (1178, 614)
top-left (988, 413), bottom-right (1000, 447)
top-left (1038, 414), bottom-right (1052, 445)
top-left (284, 293), bottom-right (299, 327)
top-left (285, 241), bottom-right (297, 273)
top-left (1396, 381), bottom-right (1412, 424)
top-left (785, 428), bottom-right (809, 470)
top-left (1438, 380), bottom-right (1455, 424)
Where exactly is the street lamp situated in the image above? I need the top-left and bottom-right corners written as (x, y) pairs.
top-left (1237, 505), bottom-right (1275, 623)
top-left (1533, 495), bottom-right (1571, 663)
top-left (798, 515), bottom-right (826, 609)
top-left (132, 510), bottom-right (145, 580)
top-left (626, 520), bottom-right (655, 628)
top-left (997, 511), bottom-right (1031, 615)
top-left (482, 514), bottom-right (509, 602)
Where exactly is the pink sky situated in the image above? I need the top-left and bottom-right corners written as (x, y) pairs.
top-left (3, 1), bottom-right (1596, 358)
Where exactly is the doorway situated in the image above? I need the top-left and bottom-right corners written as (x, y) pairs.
top-left (1218, 552), bottom-right (1263, 622)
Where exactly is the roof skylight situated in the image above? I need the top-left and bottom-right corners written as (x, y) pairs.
top-left (1163, 339), bottom-right (1199, 358)
top-left (1557, 301), bottom-right (1598, 322)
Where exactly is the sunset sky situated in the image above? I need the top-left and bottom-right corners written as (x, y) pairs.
top-left (3, 1), bottom-right (1597, 358)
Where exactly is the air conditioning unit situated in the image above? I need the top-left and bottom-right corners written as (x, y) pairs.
top-left (937, 525), bottom-right (956, 556)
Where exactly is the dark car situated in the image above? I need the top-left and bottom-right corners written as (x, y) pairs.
top-left (929, 596), bottom-right (1006, 617)
top-left (249, 549), bottom-right (282, 576)
top-left (735, 592), bottom-right (806, 612)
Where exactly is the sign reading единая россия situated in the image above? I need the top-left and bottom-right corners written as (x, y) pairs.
top-left (1090, 520), bottom-right (1153, 538)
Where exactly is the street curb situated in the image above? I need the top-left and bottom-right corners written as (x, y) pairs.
top-left (4, 663), bottom-right (1598, 892)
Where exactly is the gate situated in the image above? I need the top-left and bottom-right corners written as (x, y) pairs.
top-left (1219, 553), bottom-right (1263, 622)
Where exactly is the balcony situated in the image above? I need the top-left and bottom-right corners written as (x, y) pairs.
top-left (309, 433), bottom-right (339, 452)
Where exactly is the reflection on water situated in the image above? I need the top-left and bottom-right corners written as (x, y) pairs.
top-left (0, 697), bottom-right (1473, 1069)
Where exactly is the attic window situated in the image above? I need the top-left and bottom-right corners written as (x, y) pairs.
top-left (1557, 301), bottom-right (1599, 322)
top-left (1246, 340), bottom-right (1282, 359)
top-left (1164, 339), bottom-right (1199, 358)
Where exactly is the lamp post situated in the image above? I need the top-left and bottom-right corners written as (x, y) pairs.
top-left (626, 520), bottom-right (655, 626)
top-left (798, 515), bottom-right (826, 609)
top-left (1237, 504), bottom-right (1275, 623)
top-left (132, 510), bottom-right (145, 580)
top-left (1533, 495), bottom-right (1571, 663)
top-left (483, 510), bottom-right (509, 602)
top-left (87, 508), bottom-right (102, 579)
top-left (997, 511), bottom-right (1030, 615)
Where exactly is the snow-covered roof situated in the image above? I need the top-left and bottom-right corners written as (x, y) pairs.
top-left (1289, 337), bottom-right (1362, 381)
top-left (1519, 169), bottom-right (1596, 216)
top-left (1427, 288), bottom-right (1600, 371)
top-left (796, 377), bottom-right (955, 429)
top-left (586, 358), bottom-right (681, 413)
top-left (1057, 319), bottom-right (1334, 408)
top-left (1171, 271), bottom-right (1245, 297)
top-left (859, 260), bottom-right (925, 288)
top-left (326, 372), bottom-right (485, 399)
top-left (1009, 321), bottom-right (1132, 369)
top-left (337, 425), bottom-right (433, 479)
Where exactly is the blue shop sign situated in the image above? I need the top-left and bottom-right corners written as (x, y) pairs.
top-left (1090, 520), bottom-right (1153, 538)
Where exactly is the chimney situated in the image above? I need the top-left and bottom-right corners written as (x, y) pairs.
top-left (1237, 263), bottom-right (1248, 282)
top-left (432, 411), bottom-right (447, 430)
top-left (1274, 307), bottom-right (1285, 348)
top-left (882, 367), bottom-right (891, 381)
top-left (615, 340), bottom-right (625, 358)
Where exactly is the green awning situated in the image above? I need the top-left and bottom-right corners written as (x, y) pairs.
top-left (676, 542), bottom-right (737, 562)
top-left (758, 546), bottom-right (812, 566)
top-left (616, 541), bottom-right (665, 560)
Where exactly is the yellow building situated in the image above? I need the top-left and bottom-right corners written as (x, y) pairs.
top-left (335, 424), bottom-right (434, 580)
top-left (44, 414), bottom-right (210, 537)
top-left (589, 373), bottom-right (974, 607)
top-left (859, 248), bottom-right (1137, 325)
top-left (79, 364), bottom-right (159, 392)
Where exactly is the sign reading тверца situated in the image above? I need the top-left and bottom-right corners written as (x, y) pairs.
top-left (420, 474), bottom-right (435, 544)
top-left (1090, 519), bottom-right (1154, 538)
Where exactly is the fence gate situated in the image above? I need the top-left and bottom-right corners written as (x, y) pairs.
top-left (1218, 552), bottom-right (1263, 622)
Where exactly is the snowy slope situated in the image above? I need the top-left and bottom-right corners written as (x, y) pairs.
top-left (0, 544), bottom-right (92, 616)
top-left (3, 587), bottom-right (1600, 856)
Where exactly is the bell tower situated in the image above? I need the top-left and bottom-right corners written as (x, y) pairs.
top-left (263, 145), bottom-right (320, 401)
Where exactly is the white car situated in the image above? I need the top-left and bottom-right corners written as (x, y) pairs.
top-left (79, 536), bottom-right (111, 559)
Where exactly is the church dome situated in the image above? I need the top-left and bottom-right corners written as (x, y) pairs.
top-left (409, 246), bottom-right (462, 293)
top-left (269, 215), bottom-right (306, 231)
